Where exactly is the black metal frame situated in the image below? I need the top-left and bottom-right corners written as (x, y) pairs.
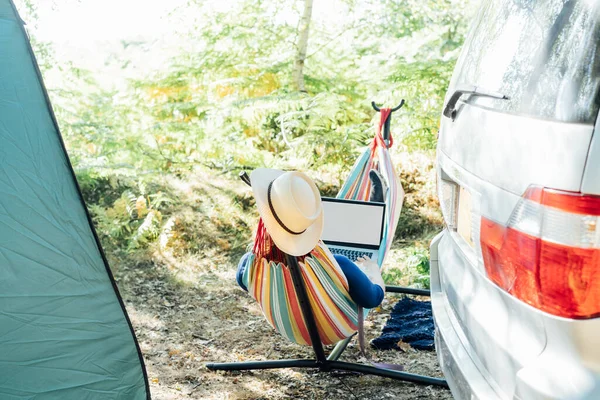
top-left (206, 254), bottom-right (448, 388)
top-left (371, 100), bottom-right (405, 147)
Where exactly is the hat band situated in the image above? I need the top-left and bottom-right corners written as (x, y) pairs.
top-left (267, 181), bottom-right (306, 236)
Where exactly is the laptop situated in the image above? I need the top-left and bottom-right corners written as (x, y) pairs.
top-left (321, 197), bottom-right (386, 262)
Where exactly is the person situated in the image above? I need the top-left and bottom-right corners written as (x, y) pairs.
top-left (236, 168), bottom-right (387, 309)
top-left (369, 169), bottom-right (388, 204)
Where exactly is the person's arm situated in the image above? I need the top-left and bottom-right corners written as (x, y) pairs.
top-left (334, 255), bottom-right (384, 308)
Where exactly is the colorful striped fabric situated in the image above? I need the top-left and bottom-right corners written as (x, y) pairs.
top-left (240, 112), bottom-right (403, 346)
top-left (241, 225), bottom-right (359, 345)
top-left (337, 109), bottom-right (404, 267)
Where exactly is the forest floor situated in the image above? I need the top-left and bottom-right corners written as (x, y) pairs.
top-left (97, 153), bottom-right (448, 400)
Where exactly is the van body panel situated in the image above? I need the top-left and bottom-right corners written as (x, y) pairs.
top-left (439, 103), bottom-right (593, 196)
top-left (581, 127), bottom-right (600, 195)
top-left (433, 0), bottom-right (600, 398)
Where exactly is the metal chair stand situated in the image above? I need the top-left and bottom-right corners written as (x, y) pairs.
top-left (206, 254), bottom-right (448, 388)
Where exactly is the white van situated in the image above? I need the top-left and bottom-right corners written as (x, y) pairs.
top-left (431, 0), bottom-right (600, 399)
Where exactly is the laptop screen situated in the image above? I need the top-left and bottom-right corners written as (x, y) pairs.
top-left (321, 198), bottom-right (385, 248)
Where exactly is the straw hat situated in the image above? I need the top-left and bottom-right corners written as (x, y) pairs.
top-left (250, 168), bottom-right (323, 256)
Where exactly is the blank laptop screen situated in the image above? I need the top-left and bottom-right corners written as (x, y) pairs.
top-left (321, 198), bottom-right (385, 247)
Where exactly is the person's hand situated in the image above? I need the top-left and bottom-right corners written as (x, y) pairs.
top-left (355, 255), bottom-right (375, 265)
top-left (355, 256), bottom-right (385, 292)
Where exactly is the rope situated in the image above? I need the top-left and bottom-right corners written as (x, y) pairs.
top-left (370, 108), bottom-right (393, 151)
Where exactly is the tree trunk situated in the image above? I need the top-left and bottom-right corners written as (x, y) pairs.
top-left (294, 0), bottom-right (313, 93)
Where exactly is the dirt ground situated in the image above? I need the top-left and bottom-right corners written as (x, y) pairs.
top-left (100, 166), bottom-right (449, 400)
top-left (115, 251), bottom-right (452, 400)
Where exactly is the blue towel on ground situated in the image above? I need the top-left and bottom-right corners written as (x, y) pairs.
top-left (371, 297), bottom-right (435, 351)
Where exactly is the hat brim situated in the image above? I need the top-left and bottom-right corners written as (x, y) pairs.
top-left (250, 168), bottom-right (323, 257)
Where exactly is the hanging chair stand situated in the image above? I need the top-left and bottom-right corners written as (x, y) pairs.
top-left (206, 158), bottom-right (448, 388)
top-left (206, 252), bottom-right (446, 387)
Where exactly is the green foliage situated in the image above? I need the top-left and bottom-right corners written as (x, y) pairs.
top-left (83, 176), bottom-right (175, 251)
top-left (233, 92), bottom-right (373, 170)
top-left (382, 265), bottom-right (404, 286)
top-left (406, 248), bottom-right (431, 289)
top-left (382, 247), bottom-right (431, 289)
top-left (21, 0), bottom-right (469, 279)
top-left (344, 0), bottom-right (470, 151)
top-left (359, 0), bottom-right (467, 40)
top-left (29, 0), bottom-right (472, 182)
top-left (391, 59), bottom-right (456, 150)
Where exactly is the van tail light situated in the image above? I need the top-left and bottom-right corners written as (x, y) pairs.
top-left (480, 186), bottom-right (600, 319)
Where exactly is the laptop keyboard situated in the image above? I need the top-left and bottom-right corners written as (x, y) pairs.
top-left (329, 248), bottom-right (374, 262)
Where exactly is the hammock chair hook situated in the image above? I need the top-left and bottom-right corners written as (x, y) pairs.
top-left (371, 100), bottom-right (405, 113)
top-left (371, 100), bottom-right (405, 146)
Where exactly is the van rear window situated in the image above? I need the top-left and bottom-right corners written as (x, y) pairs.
top-left (451, 0), bottom-right (600, 124)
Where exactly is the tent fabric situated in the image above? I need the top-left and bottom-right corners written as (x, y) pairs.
top-left (0, 1), bottom-right (149, 399)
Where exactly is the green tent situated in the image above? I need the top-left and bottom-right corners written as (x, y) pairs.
top-left (0, 1), bottom-right (149, 398)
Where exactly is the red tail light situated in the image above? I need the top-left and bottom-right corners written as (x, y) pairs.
top-left (481, 187), bottom-right (600, 319)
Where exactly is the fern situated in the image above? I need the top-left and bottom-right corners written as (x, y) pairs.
top-left (159, 216), bottom-right (177, 250)
top-left (406, 249), bottom-right (431, 289)
top-left (122, 191), bottom-right (138, 218)
top-left (131, 210), bottom-right (162, 249)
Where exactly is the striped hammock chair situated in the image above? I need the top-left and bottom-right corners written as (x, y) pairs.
top-left (337, 108), bottom-right (405, 267)
top-left (240, 219), bottom-right (359, 345)
top-left (241, 109), bottom-right (404, 346)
